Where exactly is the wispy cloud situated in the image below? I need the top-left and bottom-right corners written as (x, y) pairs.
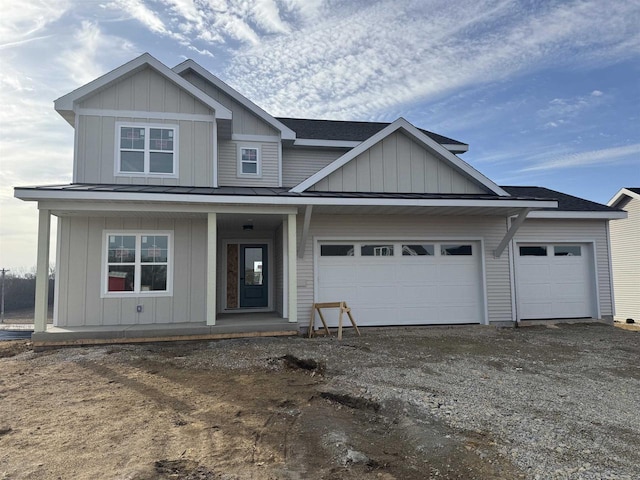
top-left (537, 90), bottom-right (607, 126)
top-left (0, 0), bottom-right (70, 45)
top-left (222, 0), bottom-right (640, 119)
top-left (521, 144), bottom-right (640, 172)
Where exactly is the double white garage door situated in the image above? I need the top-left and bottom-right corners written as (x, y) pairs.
top-left (317, 241), bottom-right (484, 326)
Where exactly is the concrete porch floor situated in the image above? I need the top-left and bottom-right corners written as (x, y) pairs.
top-left (31, 312), bottom-right (299, 348)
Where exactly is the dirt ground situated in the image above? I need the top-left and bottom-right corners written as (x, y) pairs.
top-left (0, 324), bottom-right (638, 479)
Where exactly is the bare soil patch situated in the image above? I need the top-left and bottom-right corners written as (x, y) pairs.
top-left (0, 324), bottom-right (638, 479)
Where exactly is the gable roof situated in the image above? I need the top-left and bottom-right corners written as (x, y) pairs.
top-left (173, 59), bottom-right (296, 140)
top-left (290, 117), bottom-right (508, 196)
top-left (607, 187), bottom-right (640, 207)
top-left (277, 117), bottom-right (468, 152)
top-left (54, 53), bottom-right (232, 126)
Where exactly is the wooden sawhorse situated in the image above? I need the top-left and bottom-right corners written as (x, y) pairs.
top-left (308, 302), bottom-right (361, 340)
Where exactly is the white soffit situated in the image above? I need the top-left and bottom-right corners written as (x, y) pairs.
top-left (290, 117), bottom-right (509, 196)
top-left (173, 59), bottom-right (296, 141)
top-left (54, 53), bottom-right (233, 126)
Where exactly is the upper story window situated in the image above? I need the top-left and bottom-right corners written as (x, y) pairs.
top-left (238, 146), bottom-right (261, 177)
top-left (117, 123), bottom-right (178, 176)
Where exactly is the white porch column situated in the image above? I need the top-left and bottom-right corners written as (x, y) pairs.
top-left (206, 212), bottom-right (217, 326)
top-left (34, 209), bottom-right (51, 333)
top-left (287, 213), bottom-right (297, 323)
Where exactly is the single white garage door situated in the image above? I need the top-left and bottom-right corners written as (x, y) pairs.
top-left (516, 243), bottom-right (595, 319)
top-left (316, 241), bottom-right (484, 326)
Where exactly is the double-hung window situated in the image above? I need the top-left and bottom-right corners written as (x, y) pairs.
top-left (104, 232), bottom-right (172, 296)
top-left (117, 123), bottom-right (178, 176)
top-left (238, 146), bottom-right (261, 177)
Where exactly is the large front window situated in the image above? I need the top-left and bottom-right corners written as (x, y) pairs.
top-left (117, 124), bottom-right (177, 175)
top-left (104, 232), bottom-right (172, 296)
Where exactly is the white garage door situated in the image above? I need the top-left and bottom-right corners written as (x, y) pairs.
top-left (316, 241), bottom-right (484, 326)
top-left (516, 244), bottom-right (595, 319)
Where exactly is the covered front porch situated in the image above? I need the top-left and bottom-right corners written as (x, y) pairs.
top-left (27, 198), bottom-right (300, 344)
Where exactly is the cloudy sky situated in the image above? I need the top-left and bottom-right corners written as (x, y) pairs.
top-left (1, 0), bottom-right (639, 271)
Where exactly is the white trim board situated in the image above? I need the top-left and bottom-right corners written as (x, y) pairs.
top-left (526, 211), bottom-right (626, 220)
top-left (291, 139), bottom-right (468, 153)
top-left (290, 118), bottom-right (509, 196)
top-left (607, 187), bottom-right (640, 207)
top-left (16, 188), bottom-right (558, 209)
top-left (77, 108), bottom-right (216, 122)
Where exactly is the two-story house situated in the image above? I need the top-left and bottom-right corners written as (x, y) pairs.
top-left (14, 53), bottom-right (626, 347)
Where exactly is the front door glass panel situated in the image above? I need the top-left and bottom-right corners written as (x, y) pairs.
top-left (239, 244), bottom-right (268, 308)
top-left (243, 247), bottom-right (263, 286)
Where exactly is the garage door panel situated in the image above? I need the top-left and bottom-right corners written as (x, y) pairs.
top-left (355, 264), bottom-right (398, 284)
top-left (318, 265), bottom-right (357, 286)
top-left (401, 285), bottom-right (440, 303)
top-left (518, 264), bottom-right (551, 281)
top-left (356, 285), bottom-right (399, 305)
top-left (519, 302), bottom-right (552, 319)
top-left (436, 265), bottom-right (476, 283)
top-left (437, 284), bottom-right (479, 302)
top-left (516, 243), bottom-right (594, 320)
top-left (399, 264), bottom-right (439, 282)
top-left (317, 240), bottom-right (484, 327)
top-left (318, 287), bottom-right (358, 303)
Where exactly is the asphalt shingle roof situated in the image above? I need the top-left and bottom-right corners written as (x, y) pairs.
top-left (501, 186), bottom-right (620, 212)
top-left (626, 187), bottom-right (640, 195)
top-left (276, 117), bottom-right (466, 148)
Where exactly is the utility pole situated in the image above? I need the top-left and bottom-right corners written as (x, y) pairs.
top-left (0, 268), bottom-right (8, 323)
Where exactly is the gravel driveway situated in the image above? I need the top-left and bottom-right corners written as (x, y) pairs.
top-left (1, 323), bottom-right (638, 479)
top-left (224, 323), bottom-right (640, 479)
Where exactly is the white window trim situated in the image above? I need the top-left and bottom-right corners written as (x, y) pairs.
top-left (101, 230), bottom-right (174, 298)
top-left (115, 122), bottom-right (179, 178)
top-left (237, 145), bottom-right (262, 178)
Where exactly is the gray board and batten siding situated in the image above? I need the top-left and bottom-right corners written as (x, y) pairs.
top-left (308, 131), bottom-right (488, 194)
top-left (55, 216), bottom-right (207, 327)
top-left (75, 67), bottom-right (216, 187)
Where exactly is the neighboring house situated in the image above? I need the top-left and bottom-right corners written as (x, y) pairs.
top-left (607, 188), bottom-right (640, 323)
top-left (14, 54), bottom-right (626, 345)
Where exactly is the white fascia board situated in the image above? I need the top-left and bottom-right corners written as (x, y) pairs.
top-left (290, 117), bottom-right (508, 196)
top-left (607, 188), bottom-right (640, 207)
top-left (291, 139), bottom-right (467, 151)
top-left (293, 139), bottom-right (361, 148)
top-left (54, 53), bottom-right (232, 123)
top-left (173, 59), bottom-right (296, 141)
top-left (14, 187), bottom-right (557, 209)
top-left (442, 143), bottom-right (469, 153)
top-left (527, 210), bottom-right (628, 220)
